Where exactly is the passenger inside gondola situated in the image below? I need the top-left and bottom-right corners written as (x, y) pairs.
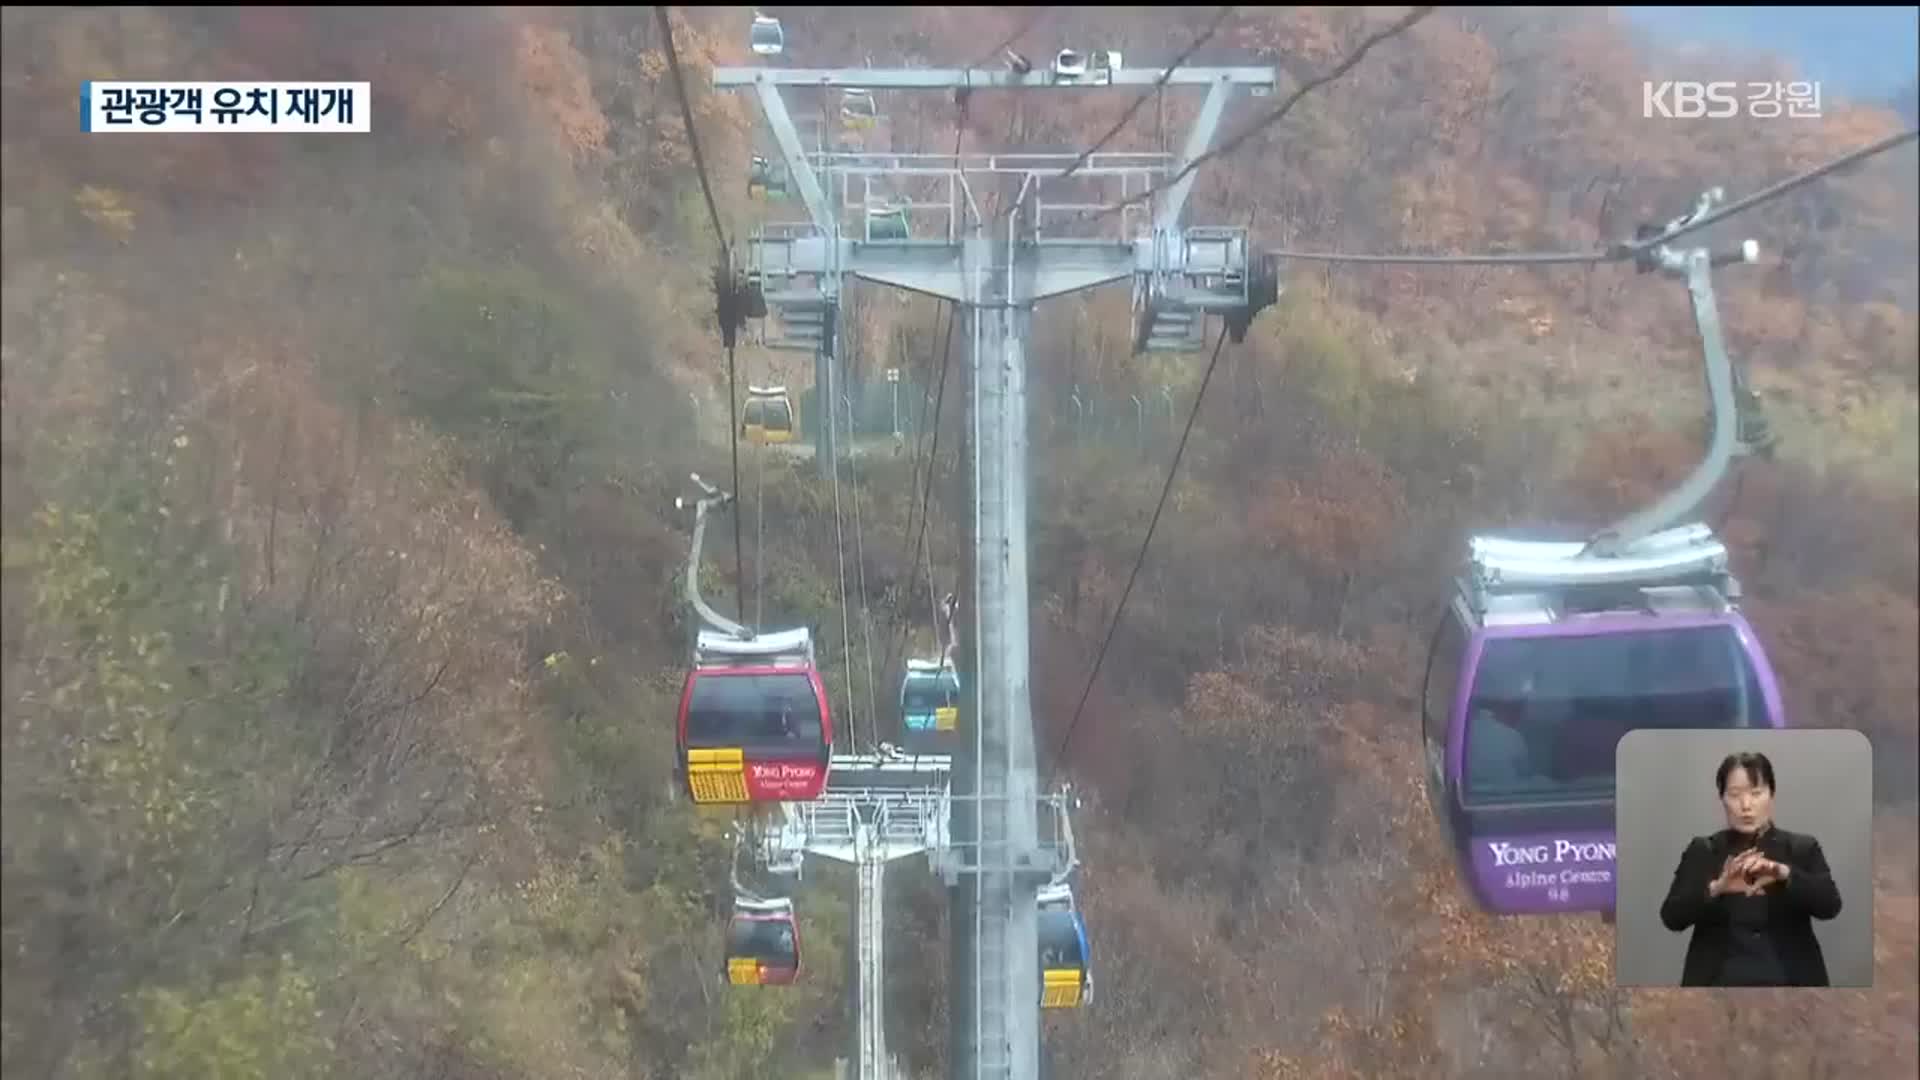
top-left (726, 912), bottom-right (799, 985)
top-left (727, 917), bottom-right (796, 965)
top-left (902, 674), bottom-right (959, 726)
top-left (1037, 912), bottom-right (1083, 969)
top-left (1464, 626), bottom-right (1772, 805)
top-left (763, 699), bottom-right (798, 741)
top-left (686, 673), bottom-right (823, 749)
top-left (1037, 904), bottom-right (1088, 1007)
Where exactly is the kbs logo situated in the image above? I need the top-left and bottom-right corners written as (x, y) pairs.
top-left (1644, 81), bottom-right (1824, 120)
top-left (1643, 81), bottom-right (1740, 119)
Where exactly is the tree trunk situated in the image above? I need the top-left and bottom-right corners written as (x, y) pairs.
top-left (1334, 569), bottom-right (1356, 637)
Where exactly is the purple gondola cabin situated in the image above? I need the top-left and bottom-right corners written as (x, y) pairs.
top-left (1421, 524), bottom-right (1787, 916)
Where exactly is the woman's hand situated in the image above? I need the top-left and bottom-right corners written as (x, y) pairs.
top-left (1710, 849), bottom-right (1767, 897)
top-left (1744, 855), bottom-right (1791, 890)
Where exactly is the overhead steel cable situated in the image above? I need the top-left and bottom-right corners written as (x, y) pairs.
top-left (904, 118), bottom-right (971, 586)
top-left (826, 305), bottom-right (861, 752)
top-left (923, 513), bottom-right (943, 668)
top-left (904, 302), bottom-right (952, 543)
top-left (1609, 127), bottom-right (1919, 256)
top-left (1265, 247), bottom-right (1613, 266)
top-left (1262, 127), bottom-right (1920, 267)
top-left (1056, 6), bottom-right (1235, 183)
top-left (895, 306), bottom-right (947, 595)
top-left (843, 380), bottom-right (882, 751)
top-left (997, 16), bottom-right (1269, 771)
top-left (1045, 122), bottom-right (1920, 780)
top-left (659, 5), bottom-right (748, 622)
top-left (755, 416), bottom-right (766, 629)
top-left (1052, 324), bottom-right (1232, 771)
top-left (879, 103), bottom-right (970, 707)
top-left (851, 70), bottom-right (974, 753)
top-left (659, 7), bottom-right (729, 253)
top-left (879, 301), bottom-right (960, 713)
top-left (1072, 5), bottom-right (1435, 226)
top-left (905, 308), bottom-right (958, 632)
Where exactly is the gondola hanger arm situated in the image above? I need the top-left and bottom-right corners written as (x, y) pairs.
top-left (1584, 189), bottom-right (1760, 557)
top-left (682, 473), bottom-right (755, 640)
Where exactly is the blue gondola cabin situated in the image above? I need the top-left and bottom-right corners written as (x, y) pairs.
top-left (1037, 883), bottom-right (1091, 1009)
top-left (899, 658), bottom-right (959, 753)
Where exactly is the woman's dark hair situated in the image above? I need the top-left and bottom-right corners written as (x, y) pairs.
top-left (1716, 751), bottom-right (1777, 796)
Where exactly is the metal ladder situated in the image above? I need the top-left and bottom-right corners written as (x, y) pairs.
top-left (974, 833), bottom-right (1012, 1077)
top-left (1135, 303), bottom-right (1203, 352)
top-left (746, 225), bottom-right (839, 353)
top-left (971, 304), bottom-right (1015, 1076)
top-left (802, 798), bottom-right (857, 847)
top-left (759, 284), bottom-right (835, 353)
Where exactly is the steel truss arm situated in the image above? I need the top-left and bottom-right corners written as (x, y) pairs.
top-left (756, 81), bottom-right (836, 235)
top-left (748, 236), bottom-right (1246, 305)
top-left (1156, 80), bottom-right (1230, 232)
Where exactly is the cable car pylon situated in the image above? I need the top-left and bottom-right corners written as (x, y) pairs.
top-left (713, 43), bottom-right (1280, 1079)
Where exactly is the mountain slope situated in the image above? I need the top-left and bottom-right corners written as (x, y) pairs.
top-left (1, 7), bottom-right (1913, 1079)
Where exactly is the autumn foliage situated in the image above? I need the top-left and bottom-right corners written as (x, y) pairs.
top-left (2, 6), bottom-right (1915, 1080)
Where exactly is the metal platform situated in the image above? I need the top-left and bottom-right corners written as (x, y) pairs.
top-left (928, 790), bottom-right (1079, 887)
top-left (731, 69), bottom-right (1282, 359)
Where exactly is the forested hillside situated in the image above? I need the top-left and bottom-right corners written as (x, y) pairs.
top-left (3, 7), bottom-right (1915, 1079)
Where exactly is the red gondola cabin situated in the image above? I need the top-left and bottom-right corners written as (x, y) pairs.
top-left (725, 896), bottom-right (802, 986)
top-left (677, 627), bottom-right (833, 804)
